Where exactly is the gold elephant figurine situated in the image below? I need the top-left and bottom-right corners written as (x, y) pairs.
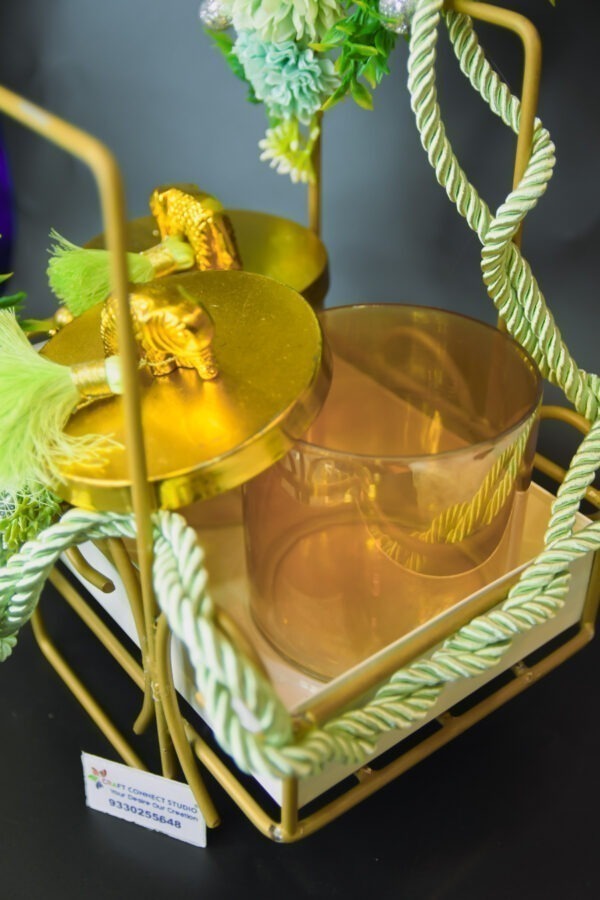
top-left (150, 183), bottom-right (241, 272)
top-left (101, 280), bottom-right (218, 381)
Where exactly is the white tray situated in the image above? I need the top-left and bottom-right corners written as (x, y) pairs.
top-left (64, 482), bottom-right (594, 808)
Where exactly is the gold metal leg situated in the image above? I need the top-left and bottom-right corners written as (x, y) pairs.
top-left (155, 615), bottom-right (220, 828)
top-left (106, 538), bottom-right (156, 736)
top-left (39, 569), bottom-right (202, 800)
top-left (308, 116), bottom-right (322, 236)
top-left (188, 727), bottom-right (277, 839)
top-left (64, 547), bottom-right (115, 593)
top-left (30, 605), bottom-right (147, 771)
top-left (43, 567), bottom-right (179, 783)
top-left (279, 779), bottom-right (299, 841)
top-left (100, 538), bottom-right (177, 780)
top-left (48, 568), bottom-right (145, 690)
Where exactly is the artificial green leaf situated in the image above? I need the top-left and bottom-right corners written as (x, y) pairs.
top-left (0, 485), bottom-right (63, 562)
top-left (18, 317), bottom-right (57, 334)
top-left (207, 30), bottom-right (234, 53)
top-left (375, 29), bottom-right (391, 54)
top-left (225, 49), bottom-right (246, 82)
top-left (351, 43), bottom-right (379, 57)
top-left (309, 42), bottom-right (335, 53)
top-left (361, 58), bottom-right (380, 89)
top-left (351, 81), bottom-right (374, 110)
top-left (322, 24), bottom-right (353, 44)
top-left (333, 22), bottom-right (354, 35)
top-left (0, 292), bottom-right (26, 312)
top-left (322, 84), bottom-right (350, 112)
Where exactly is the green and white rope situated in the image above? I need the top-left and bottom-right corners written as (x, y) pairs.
top-left (1, 505), bottom-right (599, 778)
top-left (409, 2), bottom-right (600, 421)
top-left (1, 0), bottom-right (598, 781)
top-left (0, 509), bottom-right (135, 657)
top-left (409, 2), bottom-right (599, 539)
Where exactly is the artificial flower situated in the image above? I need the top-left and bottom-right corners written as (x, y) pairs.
top-left (259, 118), bottom-right (320, 183)
top-left (224, 0), bottom-right (342, 43)
top-left (235, 31), bottom-right (339, 124)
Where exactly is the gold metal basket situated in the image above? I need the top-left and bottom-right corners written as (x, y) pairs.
top-left (1, 0), bottom-right (598, 843)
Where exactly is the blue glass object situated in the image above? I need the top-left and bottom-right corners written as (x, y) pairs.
top-left (0, 124), bottom-right (14, 278)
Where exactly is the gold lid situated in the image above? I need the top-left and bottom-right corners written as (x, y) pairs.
top-left (87, 210), bottom-right (329, 309)
top-left (41, 271), bottom-right (331, 512)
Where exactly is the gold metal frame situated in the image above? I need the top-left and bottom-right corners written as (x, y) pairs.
top-left (2, 1), bottom-right (598, 843)
top-left (28, 454), bottom-right (600, 841)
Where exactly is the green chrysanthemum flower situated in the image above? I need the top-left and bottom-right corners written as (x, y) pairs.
top-left (235, 31), bottom-right (339, 124)
top-left (223, 0), bottom-right (342, 43)
top-left (259, 118), bottom-right (320, 183)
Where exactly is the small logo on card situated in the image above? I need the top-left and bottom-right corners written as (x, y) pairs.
top-left (87, 766), bottom-right (109, 789)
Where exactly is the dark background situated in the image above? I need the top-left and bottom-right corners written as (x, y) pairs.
top-left (0, 1), bottom-right (599, 897)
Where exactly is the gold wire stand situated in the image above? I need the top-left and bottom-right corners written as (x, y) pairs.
top-left (3, 1), bottom-right (598, 842)
top-left (29, 443), bottom-right (600, 842)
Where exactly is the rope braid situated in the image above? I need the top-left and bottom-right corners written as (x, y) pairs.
top-left (0, 0), bottom-right (597, 780)
top-left (1, 511), bottom-right (598, 778)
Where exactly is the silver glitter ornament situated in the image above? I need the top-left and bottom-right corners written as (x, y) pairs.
top-left (379, 0), bottom-right (417, 36)
top-left (199, 0), bottom-right (232, 31)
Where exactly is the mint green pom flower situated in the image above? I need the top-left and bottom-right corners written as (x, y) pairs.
top-left (235, 31), bottom-right (339, 124)
top-left (223, 0), bottom-right (342, 43)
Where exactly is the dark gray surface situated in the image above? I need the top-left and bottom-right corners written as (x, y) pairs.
top-left (0, 2), bottom-right (599, 897)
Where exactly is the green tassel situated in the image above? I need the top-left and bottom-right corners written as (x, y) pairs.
top-left (47, 230), bottom-right (156, 316)
top-left (47, 231), bottom-right (196, 317)
top-left (0, 310), bottom-right (120, 495)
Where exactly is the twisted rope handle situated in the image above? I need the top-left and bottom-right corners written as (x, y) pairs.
top-left (411, 1), bottom-right (599, 530)
top-left (410, 3), bottom-right (599, 421)
top-left (2, 506), bottom-right (599, 779)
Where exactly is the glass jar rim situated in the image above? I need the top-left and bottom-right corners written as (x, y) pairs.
top-left (293, 302), bottom-right (543, 464)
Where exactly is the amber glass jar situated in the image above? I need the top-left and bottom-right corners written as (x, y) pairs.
top-left (244, 305), bottom-right (542, 680)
